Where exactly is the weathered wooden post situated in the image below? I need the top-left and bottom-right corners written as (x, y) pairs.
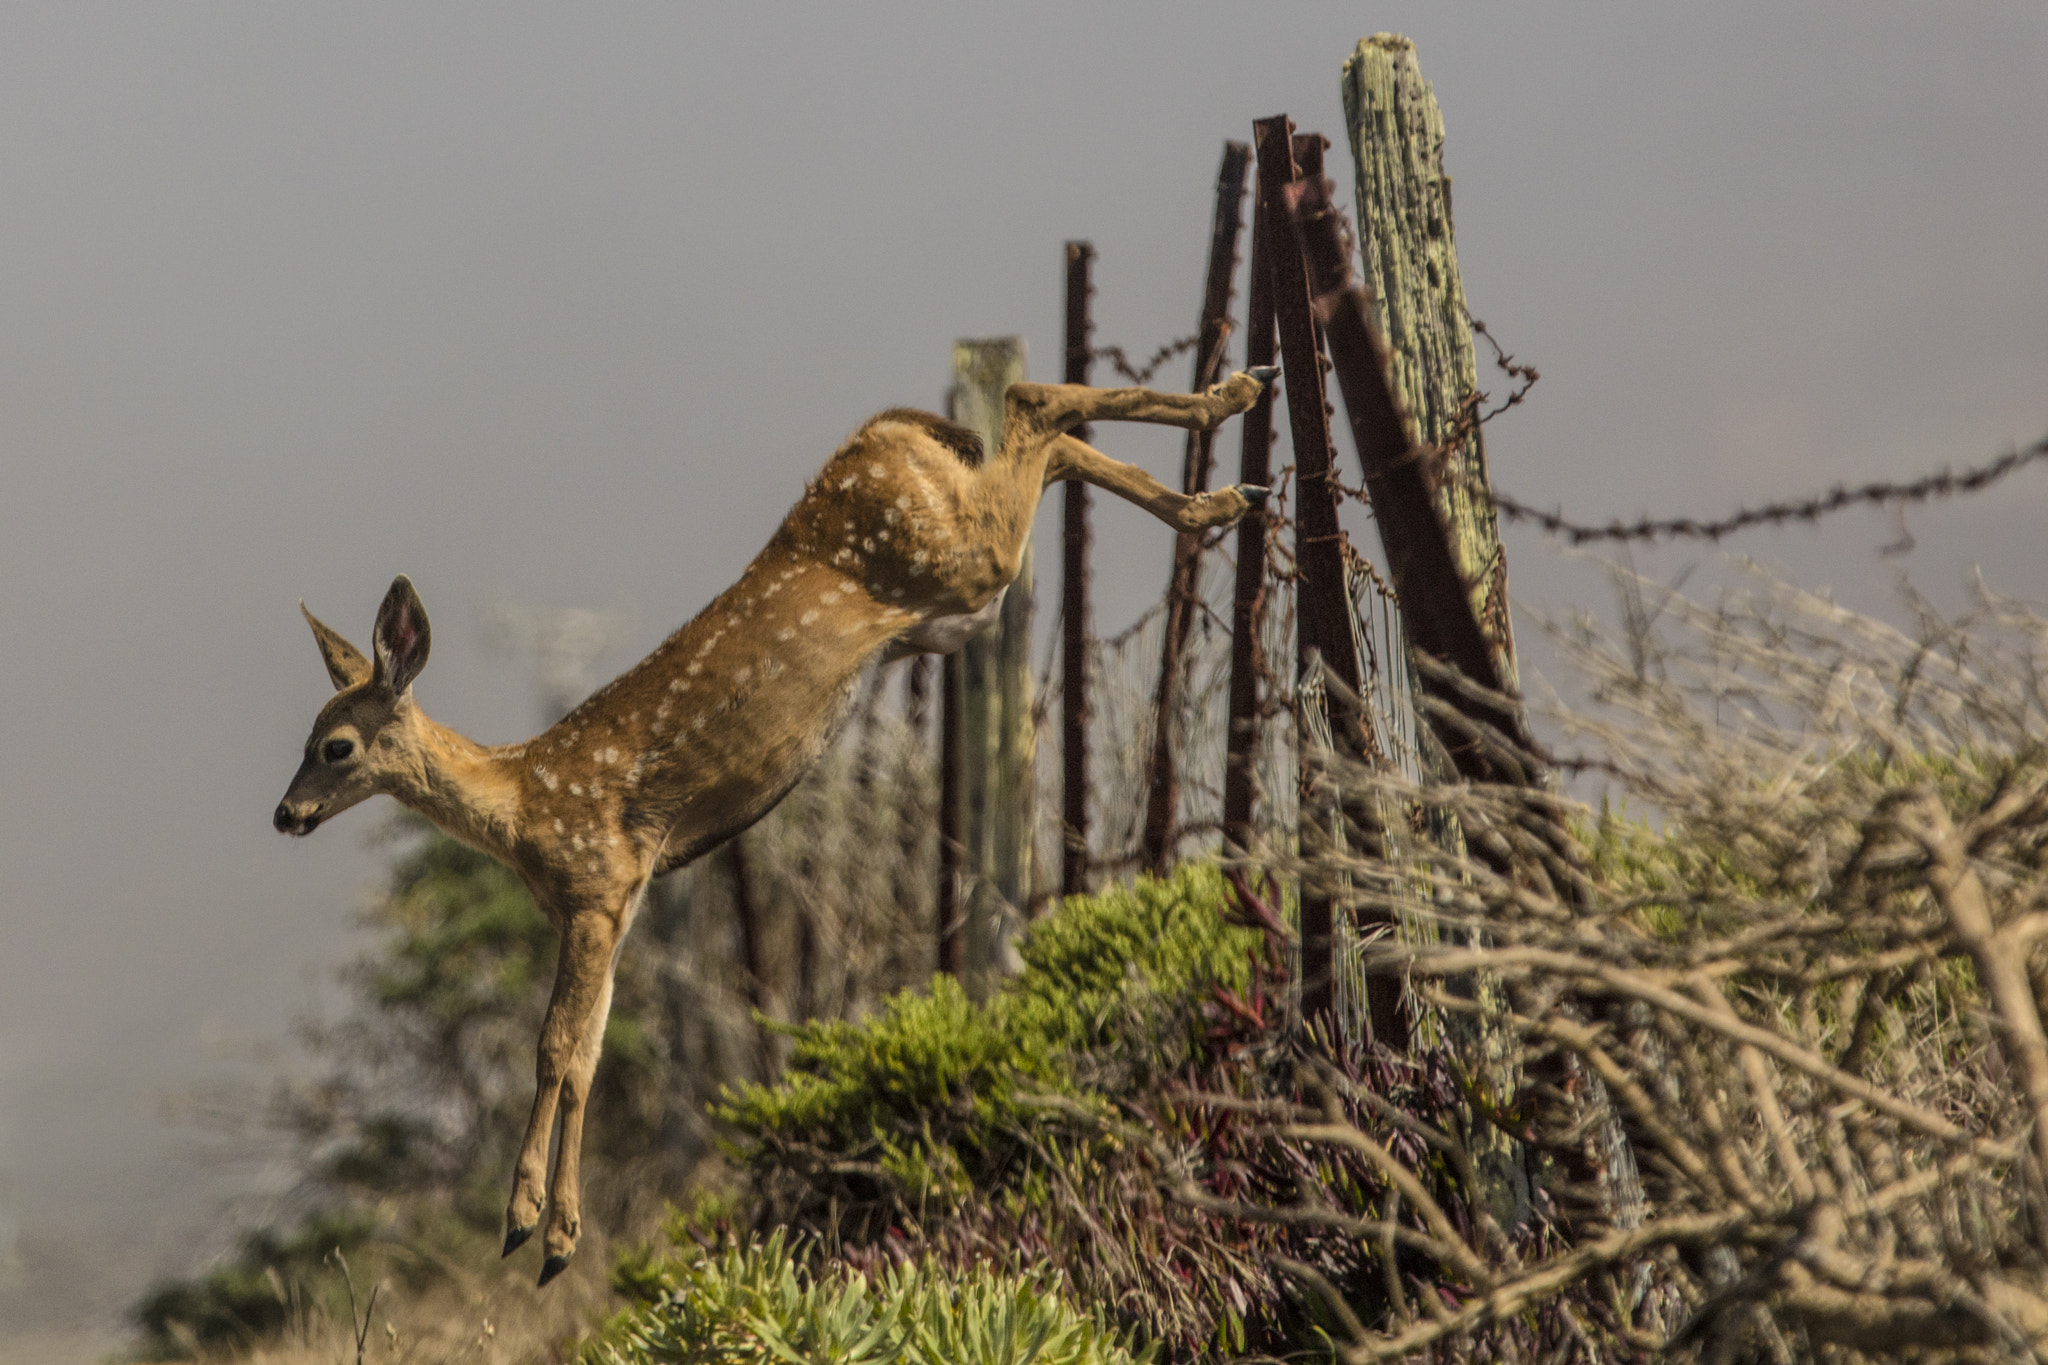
top-left (1141, 142), bottom-right (1251, 876)
top-left (1297, 35), bottom-right (1640, 1244)
top-left (1061, 244), bottom-right (1095, 900)
top-left (947, 338), bottom-right (1033, 990)
top-left (1341, 35), bottom-right (1517, 687)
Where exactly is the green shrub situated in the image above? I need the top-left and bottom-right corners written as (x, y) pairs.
top-left (584, 1229), bottom-right (1154, 1365)
top-left (718, 866), bottom-right (1261, 1203)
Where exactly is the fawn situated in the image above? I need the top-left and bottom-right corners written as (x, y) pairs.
top-left (274, 369), bottom-right (1275, 1282)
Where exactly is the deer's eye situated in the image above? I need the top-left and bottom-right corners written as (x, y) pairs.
top-left (322, 737), bottom-right (356, 763)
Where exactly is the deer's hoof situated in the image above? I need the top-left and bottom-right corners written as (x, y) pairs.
top-left (1237, 484), bottom-right (1271, 507)
top-left (1248, 365), bottom-right (1280, 386)
top-left (538, 1254), bottom-right (572, 1287)
top-left (503, 1224), bottom-right (535, 1257)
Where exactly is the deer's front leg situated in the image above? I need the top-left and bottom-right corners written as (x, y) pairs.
top-left (504, 905), bottom-right (625, 1283)
top-left (1044, 434), bottom-right (1269, 532)
top-left (1007, 366), bottom-right (1277, 441)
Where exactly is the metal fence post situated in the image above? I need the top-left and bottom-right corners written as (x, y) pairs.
top-left (1061, 243), bottom-right (1095, 900)
top-left (1141, 142), bottom-right (1251, 876)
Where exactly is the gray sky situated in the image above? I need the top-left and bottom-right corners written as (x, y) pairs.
top-left (1, 2), bottom-right (2044, 1348)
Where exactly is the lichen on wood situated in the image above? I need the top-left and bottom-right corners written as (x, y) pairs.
top-left (1342, 33), bottom-right (1517, 689)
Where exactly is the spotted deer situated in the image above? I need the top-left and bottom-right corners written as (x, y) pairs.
top-left (273, 369), bottom-right (1276, 1283)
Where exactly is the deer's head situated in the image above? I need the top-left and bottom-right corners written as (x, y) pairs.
top-left (274, 575), bottom-right (433, 836)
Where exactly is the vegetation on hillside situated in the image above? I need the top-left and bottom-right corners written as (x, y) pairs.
top-left (134, 572), bottom-right (2048, 1364)
top-left (583, 1229), bottom-right (1152, 1365)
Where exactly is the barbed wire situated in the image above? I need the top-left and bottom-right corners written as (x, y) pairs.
top-left (1089, 334), bottom-right (1201, 386)
top-left (1489, 433), bottom-right (2048, 546)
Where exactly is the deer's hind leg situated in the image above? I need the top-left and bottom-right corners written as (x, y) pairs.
top-left (1044, 434), bottom-right (1269, 532)
top-left (1002, 366), bottom-right (1276, 449)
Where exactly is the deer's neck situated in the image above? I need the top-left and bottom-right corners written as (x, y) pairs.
top-left (392, 710), bottom-right (526, 864)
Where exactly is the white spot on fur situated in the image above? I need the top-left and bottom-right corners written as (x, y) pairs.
top-left (801, 610), bottom-right (819, 625)
top-left (734, 665), bottom-right (752, 684)
top-left (570, 783), bottom-right (583, 796)
top-left (777, 627), bottom-right (795, 642)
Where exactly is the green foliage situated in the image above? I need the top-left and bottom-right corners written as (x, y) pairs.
top-left (702, 867), bottom-right (1383, 1361)
top-left (719, 867), bottom-right (1260, 1200)
top-left (584, 1229), bottom-right (1154, 1365)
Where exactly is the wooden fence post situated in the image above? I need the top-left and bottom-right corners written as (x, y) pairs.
top-left (1342, 35), bottom-right (1518, 686)
top-left (948, 338), bottom-right (1033, 992)
top-left (1061, 243), bottom-right (1095, 900)
top-left (1141, 142), bottom-right (1251, 876)
top-left (1294, 50), bottom-right (1640, 1241)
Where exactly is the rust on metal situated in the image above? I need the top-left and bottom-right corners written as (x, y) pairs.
top-left (1286, 171), bottom-right (1534, 779)
top-left (1142, 142), bottom-right (1251, 874)
top-left (1257, 117), bottom-right (1339, 1030)
top-left (938, 653), bottom-right (965, 975)
top-left (1061, 241), bottom-right (1096, 899)
top-left (1223, 153), bottom-right (1279, 855)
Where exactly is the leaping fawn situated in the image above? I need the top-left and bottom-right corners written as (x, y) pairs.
top-left (274, 369), bottom-right (1275, 1283)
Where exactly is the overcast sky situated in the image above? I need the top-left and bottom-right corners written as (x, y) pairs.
top-left (2, 3), bottom-right (2044, 1351)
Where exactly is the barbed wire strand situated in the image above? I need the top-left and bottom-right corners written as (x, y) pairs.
top-left (1489, 434), bottom-right (2048, 547)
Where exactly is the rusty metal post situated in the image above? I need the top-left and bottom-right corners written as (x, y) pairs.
top-left (1141, 142), bottom-right (1251, 876)
top-left (1061, 242), bottom-right (1095, 900)
top-left (1223, 159), bottom-right (1279, 855)
top-left (938, 653), bottom-right (964, 976)
top-left (1257, 116), bottom-right (1345, 1030)
top-left (1295, 130), bottom-right (1407, 1052)
top-left (1287, 176), bottom-right (1530, 780)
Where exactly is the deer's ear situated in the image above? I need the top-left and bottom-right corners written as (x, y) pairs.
top-left (371, 575), bottom-right (433, 697)
top-left (302, 602), bottom-right (372, 690)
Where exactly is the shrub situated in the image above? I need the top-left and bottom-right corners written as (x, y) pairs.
top-left (583, 1229), bottom-right (1155, 1365)
top-left (719, 866), bottom-right (1262, 1214)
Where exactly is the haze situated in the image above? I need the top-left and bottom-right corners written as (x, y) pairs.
top-left (1, 3), bottom-right (2043, 1353)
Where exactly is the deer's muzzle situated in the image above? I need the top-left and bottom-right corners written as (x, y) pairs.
top-left (273, 802), bottom-right (323, 836)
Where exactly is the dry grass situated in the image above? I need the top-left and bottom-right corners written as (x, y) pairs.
top-left (1226, 568), bottom-right (2048, 1361)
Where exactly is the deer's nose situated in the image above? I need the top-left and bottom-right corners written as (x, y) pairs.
top-left (273, 803), bottom-right (295, 833)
